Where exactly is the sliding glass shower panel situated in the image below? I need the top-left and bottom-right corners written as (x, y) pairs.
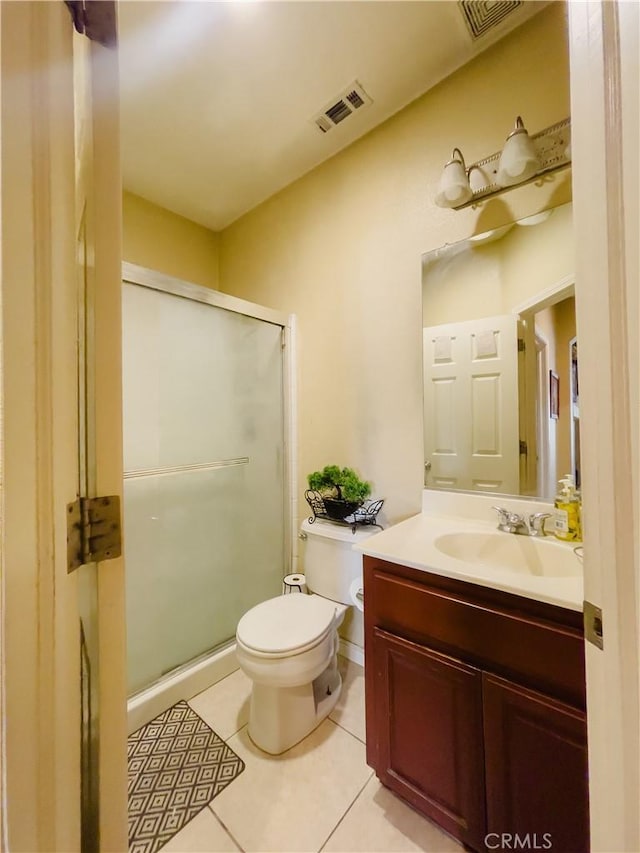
top-left (123, 283), bottom-right (285, 695)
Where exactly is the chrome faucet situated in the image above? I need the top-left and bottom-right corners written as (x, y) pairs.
top-left (492, 506), bottom-right (551, 537)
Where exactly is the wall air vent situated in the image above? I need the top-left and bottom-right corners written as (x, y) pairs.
top-left (459, 0), bottom-right (523, 40)
top-left (312, 81), bottom-right (372, 134)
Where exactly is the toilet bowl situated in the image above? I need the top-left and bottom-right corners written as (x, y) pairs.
top-left (236, 593), bottom-right (346, 754)
top-left (235, 519), bottom-right (377, 755)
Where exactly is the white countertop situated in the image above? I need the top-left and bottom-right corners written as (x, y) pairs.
top-left (354, 512), bottom-right (583, 612)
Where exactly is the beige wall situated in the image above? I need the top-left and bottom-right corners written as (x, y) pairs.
top-left (502, 204), bottom-right (573, 309)
top-left (423, 241), bottom-right (503, 326)
top-left (423, 203), bottom-right (573, 326)
top-left (122, 191), bottom-right (220, 290)
top-left (219, 4), bottom-right (571, 524)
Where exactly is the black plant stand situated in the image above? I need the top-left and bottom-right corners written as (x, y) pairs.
top-left (304, 489), bottom-right (384, 532)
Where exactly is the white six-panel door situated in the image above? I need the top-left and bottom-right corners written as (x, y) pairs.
top-left (423, 315), bottom-right (519, 494)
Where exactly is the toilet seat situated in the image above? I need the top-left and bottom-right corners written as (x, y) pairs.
top-left (236, 594), bottom-right (337, 658)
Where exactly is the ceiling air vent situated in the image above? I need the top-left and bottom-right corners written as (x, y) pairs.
top-left (459, 0), bottom-right (523, 40)
top-left (312, 81), bottom-right (372, 134)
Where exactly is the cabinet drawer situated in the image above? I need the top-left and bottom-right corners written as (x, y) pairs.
top-left (364, 558), bottom-right (585, 707)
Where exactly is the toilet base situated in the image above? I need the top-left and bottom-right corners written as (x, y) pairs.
top-left (247, 660), bottom-right (342, 755)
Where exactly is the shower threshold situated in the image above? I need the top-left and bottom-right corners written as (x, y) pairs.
top-left (127, 639), bottom-right (238, 734)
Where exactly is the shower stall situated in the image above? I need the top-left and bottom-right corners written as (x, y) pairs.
top-left (122, 264), bottom-right (294, 730)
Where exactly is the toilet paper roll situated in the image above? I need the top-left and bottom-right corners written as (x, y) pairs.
top-left (349, 578), bottom-right (365, 612)
top-left (283, 573), bottom-right (307, 594)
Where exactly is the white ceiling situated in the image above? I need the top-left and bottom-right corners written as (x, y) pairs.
top-left (119, 1), bottom-right (548, 231)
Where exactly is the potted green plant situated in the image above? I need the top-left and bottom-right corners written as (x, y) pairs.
top-left (307, 464), bottom-right (372, 520)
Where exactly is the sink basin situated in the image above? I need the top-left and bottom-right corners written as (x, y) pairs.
top-left (433, 531), bottom-right (582, 578)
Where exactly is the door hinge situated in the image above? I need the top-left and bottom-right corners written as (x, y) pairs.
top-left (519, 440), bottom-right (528, 455)
top-left (584, 599), bottom-right (603, 650)
top-left (67, 495), bottom-right (122, 573)
top-left (518, 338), bottom-right (525, 352)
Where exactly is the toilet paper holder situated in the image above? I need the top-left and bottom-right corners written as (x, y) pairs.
top-left (349, 578), bottom-right (365, 612)
top-left (283, 574), bottom-right (307, 594)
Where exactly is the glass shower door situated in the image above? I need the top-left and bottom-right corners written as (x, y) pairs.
top-left (122, 282), bottom-right (285, 695)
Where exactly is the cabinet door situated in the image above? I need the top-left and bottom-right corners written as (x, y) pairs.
top-left (483, 673), bottom-right (589, 852)
top-left (373, 628), bottom-right (486, 850)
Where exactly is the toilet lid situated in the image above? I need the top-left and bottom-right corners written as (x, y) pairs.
top-left (236, 594), bottom-right (336, 655)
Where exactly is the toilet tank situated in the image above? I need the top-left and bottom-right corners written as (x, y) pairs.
top-left (300, 518), bottom-right (378, 605)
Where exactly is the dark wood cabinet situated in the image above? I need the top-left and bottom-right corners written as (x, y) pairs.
top-left (374, 628), bottom-right (486, 850)
top-left (483, 673), bottom-right (589, 853)
top-left (364, 556), bottom-right (589, 853)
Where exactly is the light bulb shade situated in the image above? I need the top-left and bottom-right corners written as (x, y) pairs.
top-left (496, 117), bottom-right (540, 187)
top-left (435, 148), bottom-right (472, 208)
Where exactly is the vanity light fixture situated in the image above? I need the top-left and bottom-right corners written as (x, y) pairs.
top-left (434, 116), bottom-right (571, 210)
top-left (434, 148), bottom-right (472, 208)
top-left (496, 116), bottom-right (539, 187)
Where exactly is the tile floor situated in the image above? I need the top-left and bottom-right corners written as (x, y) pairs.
top-left (158, 656), bottom-right (463, 853)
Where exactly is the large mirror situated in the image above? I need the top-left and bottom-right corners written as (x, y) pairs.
top-left (422, 202), bottom-right (579, 501)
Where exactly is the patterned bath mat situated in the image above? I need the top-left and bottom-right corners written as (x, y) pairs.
top-left (128, 700), bottom-right (245, 853)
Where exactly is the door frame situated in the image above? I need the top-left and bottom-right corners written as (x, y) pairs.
top-left (535, 332), bottom-right (550, 500)
top-left (569, 1), bottom-right (639, 850)
top-left (75, 24), bottom-right (128, 852)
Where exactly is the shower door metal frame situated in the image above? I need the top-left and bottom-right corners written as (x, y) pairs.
top-left (121, 260), bottom-right (297, 594)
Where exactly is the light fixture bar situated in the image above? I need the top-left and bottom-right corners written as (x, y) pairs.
top-left (452, 117), bottom-right (571, 210)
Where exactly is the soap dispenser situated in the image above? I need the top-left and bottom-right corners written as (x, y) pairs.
top-left (553, 475), bottom-right (581, 542)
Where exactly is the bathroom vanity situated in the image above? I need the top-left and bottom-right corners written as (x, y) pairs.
top-left (358, 510), bottom-right (588, 853)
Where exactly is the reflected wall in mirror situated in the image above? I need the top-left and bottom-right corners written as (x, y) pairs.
top-left (422, 203), bottom-right (579, 501)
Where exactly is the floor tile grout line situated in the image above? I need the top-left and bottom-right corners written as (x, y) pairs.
top-left (324, 715), bottom-right (367, 750)
top-left (328, 715), bottom-right (366, 745)
top-left (318, 768), bottom-right (375, 853)
top-left (186, 706), bottom-right (250, 745)
top-left (207, 717), bottom-right (370, 852)
top-left (206, 805), bottom-right (246, 853)
top-left (222, 721), bottom-right (248, 743)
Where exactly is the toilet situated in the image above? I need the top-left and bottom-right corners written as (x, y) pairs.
top-left (235, 518), bottom-right (376, 754)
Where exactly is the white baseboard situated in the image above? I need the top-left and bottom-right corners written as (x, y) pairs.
top-left (338, 637), bottom-right (364, 667)
top-left (127, 643), bottom-right (238, 734)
